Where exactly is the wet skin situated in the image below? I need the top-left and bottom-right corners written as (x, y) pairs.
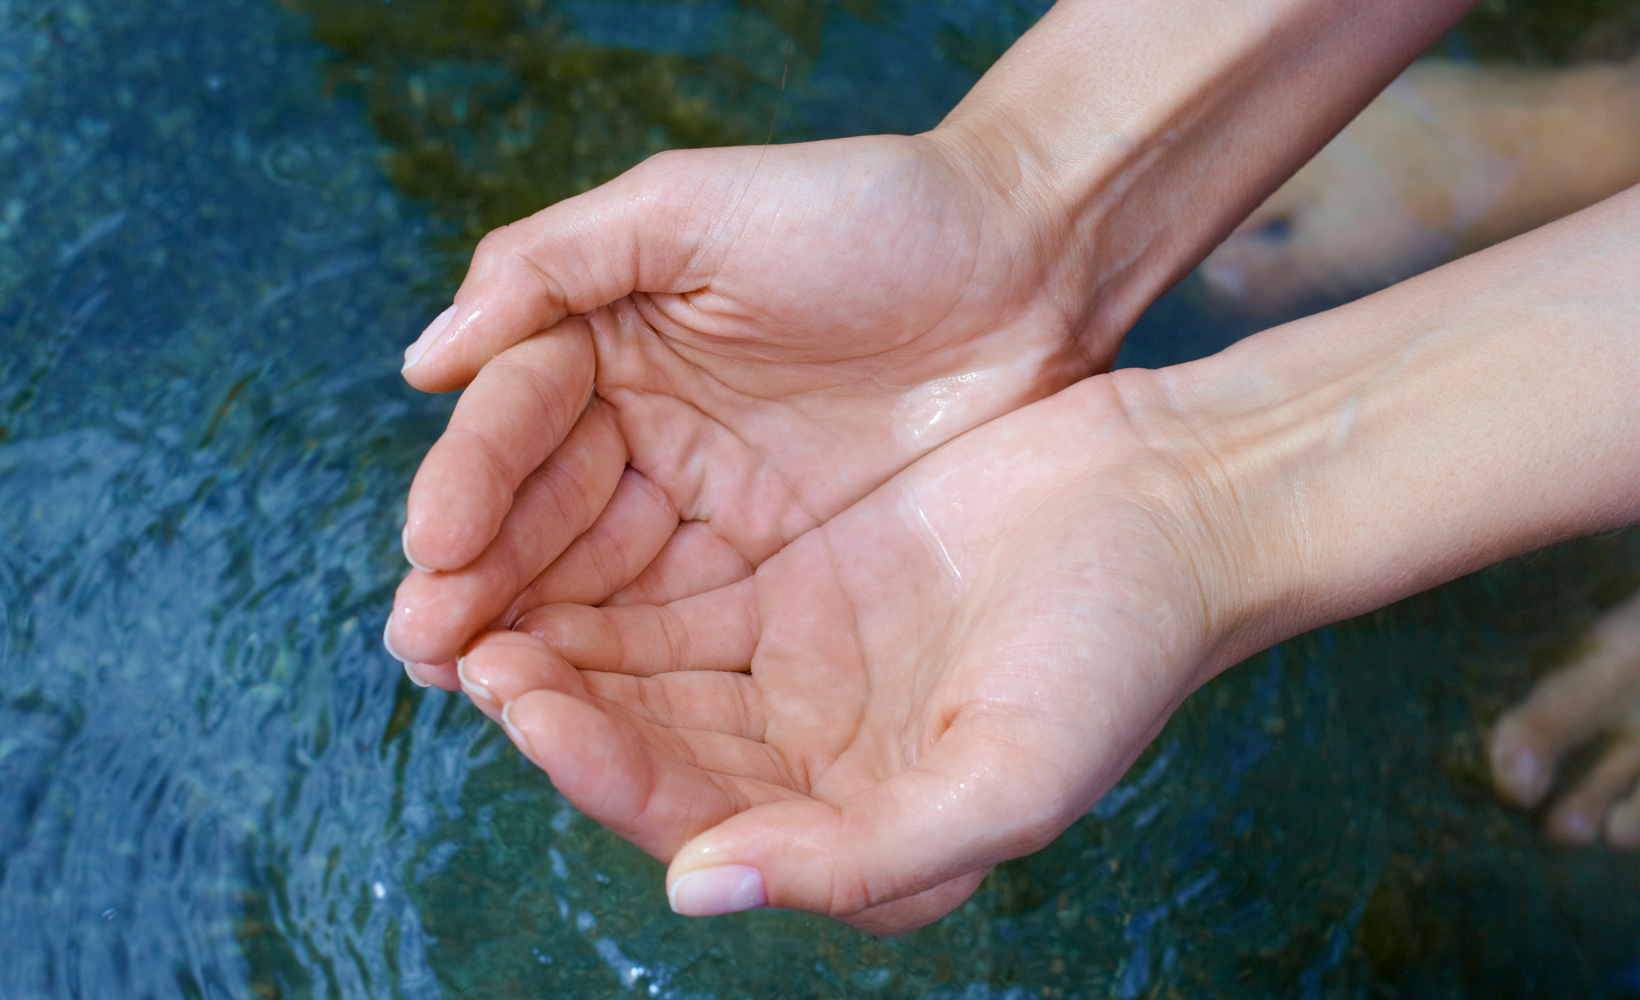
top-left (451, 376), bottom-right (1231, 934)
top-left (383, 135), bottom-right (1098, 680)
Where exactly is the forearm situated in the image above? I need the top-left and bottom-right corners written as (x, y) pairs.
top-left (1148, 185), bottom-right (1640, 674)
top-left (933, 0), bottom-right (1478, 359)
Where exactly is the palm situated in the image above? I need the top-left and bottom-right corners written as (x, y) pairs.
top-left (460, 379), bottom-right (1216, 933)
top-left (389, 135), bottom-right (1103, 669)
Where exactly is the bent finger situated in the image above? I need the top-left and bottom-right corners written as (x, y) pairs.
top-left (503, 466), bottom-right (679, 614)
top-left (482, 633), bottom-right (796, 860)
top-left (404, 319), bottom-right (596, 571)
top-left (513, 578), bottom-right (759, 676)
top-left (389, 400), bottom-right (626, 665)
top-left (1547, 735), bottom-right (1640, 844)
top-left (606, 521), bottom-right (756, 606)
top-left (459, 643), bottom-right (767, 740)
top-left (663, 711), bottom-right (1078, 933)
top-left (401, 153), bottom-right (721, 393)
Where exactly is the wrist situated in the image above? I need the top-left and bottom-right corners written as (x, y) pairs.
top-left (1146, 189), bottom-right (1640, 681)
top-left (931, 0), bottom-right (1477, 363)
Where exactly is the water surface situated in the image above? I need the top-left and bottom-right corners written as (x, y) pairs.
top-left (4, 0), bottom-right (1640, 997)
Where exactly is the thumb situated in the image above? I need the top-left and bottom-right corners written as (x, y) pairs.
top-left (400, 148), bottom-right (738, 393)
top-left (663, 715), bottom-right (1078, 934)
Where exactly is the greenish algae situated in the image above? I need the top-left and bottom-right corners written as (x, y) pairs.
top-left (281, 0), bottom-right (1640, 288)
top-left (1440, 0), bottom-right (1640, 64)
top-left (281, 0), bottom-right (871, 269)
top-left (254, 0), bottom-right (1640, 995)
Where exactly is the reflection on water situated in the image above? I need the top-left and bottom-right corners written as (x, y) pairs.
top-left (4, 0), bottom-right (1640, 997)
top-left (0, 1), bottom-right (446, 995)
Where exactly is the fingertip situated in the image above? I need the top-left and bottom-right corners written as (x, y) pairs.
top-left (667, 799), bottom-right (853, 914)
top-left (1489, 718), bottom-right (1552, 808)
top-left (403, 303), bottom-right (456, 374)
top-left (401, 523), bottom-right (435, 573)
top-left (456, 656), bottom-right (497, 708)
top-left (512, 603), bottom-right (616, 669)
top-left (500, 698), bottom-right (533, 755)
top-left (1609, 799), bottom-right (1640, 849)
top-left (666, 865), bottom-right (767, 917)
top-left (501, 685), bottom-right (653, 828)
top-left (1548, 804), bottom-right (1598, 845)
top-left (661, 801), bottom-right (981, 933)
top-left (461, 629), bottom-right (582, 709)
top-left (403, 446), bottom-right (513, 572)
top-left (400, 303), bottom-right (495, 393)
top-left (383, 611), bottom-right (458, 690)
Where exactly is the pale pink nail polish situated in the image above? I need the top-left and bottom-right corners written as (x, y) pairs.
top-left (501, 701), bottom-right (531, 752)
top-left (457, 657), bottom-right (496, 706)
top-left (403, 304), bottom-right (456, 371)
top-left (667, 865), bottom-right (767, 916)
top-left (384, 614), bottom-right (434, 686)
top-left (401, 524), bottom-right (434, 572)
top-left (1557, 810), bottom-right (1596, 843)
top-left (1503, 747), bottom-right (1543, 799)
top-left (382, 614), bottom-right (406, 662)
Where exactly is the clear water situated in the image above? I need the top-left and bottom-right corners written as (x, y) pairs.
top-left (3, 0), bottom-right (1639, 997)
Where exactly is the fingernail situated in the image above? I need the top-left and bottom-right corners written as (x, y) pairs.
top-left (1555, 810), bottom-right (1596, 843)
top-left (457, 656), bottom-right (495, 706)
top-left (501, 701), bottom-right (531, 752)
top-left (1609, 802), bottom-right (1640, 848)
top-left (383, 613), bottom-right (407, 662)
top-left (403, 304), bottom-right (456, 371)
top-left (384, 614), bottom-right (434, 686)
top-left (667, 865), bottom-right (767, 916)
top-left (401, 524), bottom-right (434, 572)
top-left (1502, 747), bottom-right (1543, 799)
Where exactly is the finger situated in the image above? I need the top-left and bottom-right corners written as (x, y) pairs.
top-left (473, 641), bottom-right (788, 784)
top-left (585, 673), bottom-right (767, 740)
top-left (404, 320), bottom-right (596, 571)
top-left (1490, 596), bottom-right (1640, 807)
top-left (503, 467), bottom-right (679, 614)
top-left (512, 578), bottom-right (759, 676)
top-left (1607, 775), bottom-right (1640, 849)
top-left (459, 643), bottom-right (767, 740)
top-left (1547, 735), bottom-right (1640, 844)
top-left (398, 656), bottom-right (459, 692)
top-left (468, 631), bottom-right (797, 859)
top-left (607, 521), bottom-right (755, 606)
top-left (842, 871), bottom-right (991, 937)
top-left (400, 152), bottom-right (722, 393)
top-left (388, 400), bottom-right (627, 665)
top-left (663, 710), bottom-right (1078, 932)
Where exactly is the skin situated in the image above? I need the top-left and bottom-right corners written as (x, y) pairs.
top-left (1202, 55), bottom-right (1640, 315)
top-left (451, 188), bottom-right (1640, 935)
top-left (382, 0), bottom-right (1479, 681)
top-left (1491, 591), bottom-right (1640, 847)
top-left (1194, 55), bottom-right (1640, 839)
top-left (365, 0), bottom-right (1582, 936)
top-left (457, 379), bottom-right (1227, 935)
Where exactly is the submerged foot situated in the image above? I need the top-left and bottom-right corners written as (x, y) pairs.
top-left (1490, 589), bottom-right (1640, 846)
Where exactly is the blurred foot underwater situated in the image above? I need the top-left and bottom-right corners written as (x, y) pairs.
top-left (1201, 55), bottom-right (1640, 314)
top-left (1491, 590), bottom-right (1640, 849)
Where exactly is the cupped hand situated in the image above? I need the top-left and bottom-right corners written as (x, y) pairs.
top-left (451, 373), bottom-right (1258, 934)
top-left (384, 133), bottom-right (1115, 678)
